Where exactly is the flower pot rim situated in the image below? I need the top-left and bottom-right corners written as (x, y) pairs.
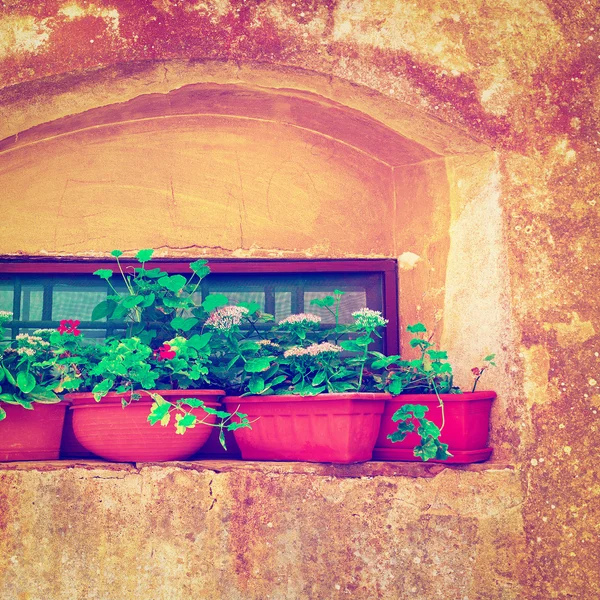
top-left (66, 389), bottom-right (225, 408)
top-left (225, 392), bottom-right (392, 403)
top-left (391, 391), bottom-right (496, 401)
top-left (65, 389), bottom-right (225, 400)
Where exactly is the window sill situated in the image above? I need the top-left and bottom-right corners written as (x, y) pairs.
top-left (0, 458), bottom-right (514, 478)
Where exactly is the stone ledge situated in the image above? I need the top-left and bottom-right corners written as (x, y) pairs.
top-left (0, 458), bottom-right (514, 478)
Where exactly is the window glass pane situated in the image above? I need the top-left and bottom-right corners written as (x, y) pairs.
top-left (53, 284), bottom-right (108, 321)
top-left (0, 283), bottom-right (13, 313)
top-left (304, 291), bottom-right (367, 323)
top-left (20, 284), bottom-right (43, 320)
top-left (211, 291), bottom-right (266, 310)
top-left (274, 291), bottom-right (292, 321)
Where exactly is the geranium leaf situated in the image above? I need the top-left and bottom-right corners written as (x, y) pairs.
top-left (93, 269), bottom-right (113, 280)
top-left (136, 249), bottom-right (154, 263)
top-left (16, 371), bottom-right (36, 394)
top-left (202, 294), bottom-right (229, 312)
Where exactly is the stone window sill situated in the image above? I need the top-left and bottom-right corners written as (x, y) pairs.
top-left (0, 459), bottom-right (514, 478)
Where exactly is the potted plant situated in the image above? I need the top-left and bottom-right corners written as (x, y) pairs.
top-left (0, 315), bottom-right (68, 461)
top-left (57, 249), bottom-right (250, 462)
top-left (210, 291), bottom-right (433, 464)
top-left (372, 323), bottom-right (496, 463)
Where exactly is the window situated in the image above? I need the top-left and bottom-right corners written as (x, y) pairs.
top-left (0, 259), bottom-right (398, 353)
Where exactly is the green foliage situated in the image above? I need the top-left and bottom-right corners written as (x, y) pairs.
top-left (387, 403), bottom-right (453, 462)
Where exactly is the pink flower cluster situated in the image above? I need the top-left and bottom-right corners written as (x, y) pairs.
top-left (279, 313), bottom-right (322, 326)
top-left (284, 342), bottom-right (342, 358)
top-left (205, 305), bottom-right (249, 331)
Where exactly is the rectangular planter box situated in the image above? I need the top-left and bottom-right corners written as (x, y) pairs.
top-left (373, 392), bottom-right (496, 463)
top-left (224, 393), bottom-right (389, 464)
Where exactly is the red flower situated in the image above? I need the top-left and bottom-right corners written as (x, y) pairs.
top-left (155, 344), bottom-right (176, 361)
top-left (57, 319), bottom-right (81, 336)
top-left (471, 367), bottom-right (481, 377)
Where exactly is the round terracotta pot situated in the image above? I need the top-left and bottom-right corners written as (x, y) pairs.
top-left (66, 389), bottom-right (225, 462)
top-left (0, 401), bottom-right (69, 462)
top-left (373, 391), bottom-right (496, 463)
top-left (224, 393), bottom-right (389, 464)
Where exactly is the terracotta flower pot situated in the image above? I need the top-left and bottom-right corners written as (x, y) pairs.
top-left (224, 393), bottom-right (389, 464)
top-left (373, 391), bottom-right (496, 463)
top-left (60, 408), bottom-right (95, 459)
top-left (0, 401), bottom-right (69, 462)
top-left (66, 389), bottom-right (225, 462)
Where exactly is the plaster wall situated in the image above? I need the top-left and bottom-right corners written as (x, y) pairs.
top-left (0, 1), bottom-right (598, 599)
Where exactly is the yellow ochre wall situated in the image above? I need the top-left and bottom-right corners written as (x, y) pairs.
top-left (0, 1), bottom-right (598, 599)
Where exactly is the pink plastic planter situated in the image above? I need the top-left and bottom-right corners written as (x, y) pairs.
top-left (67, 389), bottom-right (225, 462)
top-left (224, 393), bottom-right (389, 464)
top-left (0, 401), bottom-right (69, 461)
top-left (373, 391), bottom-right (496, 463)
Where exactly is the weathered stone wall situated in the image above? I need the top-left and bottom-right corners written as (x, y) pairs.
top-left (0, 1), bottom-right (598, 598)
top-left (0, 461), bottom-right (523, 600)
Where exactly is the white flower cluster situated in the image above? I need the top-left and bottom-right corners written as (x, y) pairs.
top-left (16, 333), bottom-right (50, 348)
top-left (0, 310), bottom-right (13, 322)
top-left (352, 308), bottom-right (388, 329)
top-left (283, 342), bottom-right (343, 358)
top-left (33, 328), bottom-right (55, 336)
top-left (256, 339), bottom-right (280, 348)
top-left (205, 305), bottom-right (249, 331)
top-left (278, 313), bottom-right (322, 326)
top-left (16, 347), bottom-right (36, 356)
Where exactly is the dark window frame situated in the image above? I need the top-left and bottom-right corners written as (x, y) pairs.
top-left (0, 259), bottom-right (399, 354)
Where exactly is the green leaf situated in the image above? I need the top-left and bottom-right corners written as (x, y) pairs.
top-left (269, 375), bottom-right (287, 387)
top-left (312, 371), bottom-right (327, 386)
top-left (175, 413), bottom-right (197, 434)
top-left (140, 293), bottom-right (156, 308)
top-left (484, 354), bottom-right (496, 362)
top-left (392, 404), bottom-right (429, 421)
top-left (17, 371), bottom-right (36, 394)
top-left (428, 350), bottom-right (448, 360)
top-left (148, 398), bottom-right (171, 426)
top-left (110, 250), bottom-right (123, 258)
top-left (407, 323), bottom-right (427, 333)
top-left (435, 443), bottom-right (452, 461)
top-left (417, 419), bottom-right (441, 439)
top-left (202, 294), bottom-right (229, 312)
top-left (14, 398), bottom-right (33, 410)
top-left (92, 379), bottom-right (114, 401)
top-left (388, 377), bottom-right (403, 395)
top-left (248, 376), bottom-right (265, 394)
top-left (3, 366), bottom-right (16, 386)
top-left (218, 427), bottom-right (227, 450)
top-left (237, 301), bottom-right (261, 315)
top-left (414, 437), bottom-right (439, 461)
top-left (387, 420), bottom-right (415, 442)
top-left (122, 295), bottom-right (144, 309)
top-left (136, 249), bottom-right (154, 263)
top-left (170, 317), bottom-right (199, 332)
top-left (93, 269), bottom-right (114, 280)
top-left (0, 393), bottom-right (19, 404)
top-left (158, 274), bottom-right (187, 293)
top-left (91, 300), bottom-right (115, 321)
top-left (140, 267), bottom-right (164, 279)
top-left (189, 259), bottom-right (210, 277)
top-left (0, 406), bottom-right (5, 421)
top-left (245, 357), bottom-right (273, 373)
top-left (340, 340), bottom-right (362, 353)
top-left (30, 385), bottom-right (61, 403)
top-left (0, 368), bottom-right (4, 383)
top-left (188, 333), bottom-right (212, 350)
